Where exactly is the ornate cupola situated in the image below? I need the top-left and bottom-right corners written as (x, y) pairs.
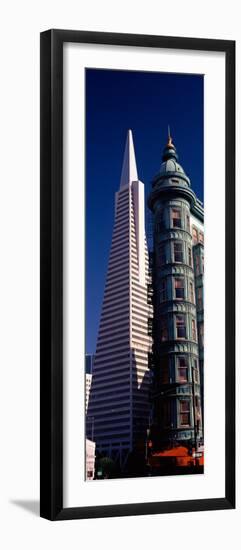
top-left (148, 128), bottom-right (197, 213)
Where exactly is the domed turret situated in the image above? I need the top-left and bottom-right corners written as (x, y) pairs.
top-left (157, 127), bottom-right (189, 182)
top-left (148, 129), bottom-right (195, 212)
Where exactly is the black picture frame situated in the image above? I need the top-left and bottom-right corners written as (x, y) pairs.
top-left (40, 29), bottom-right (235, 521)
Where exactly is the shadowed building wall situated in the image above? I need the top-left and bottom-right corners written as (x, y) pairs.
top-left (148, 132), bottom-right (203, 451)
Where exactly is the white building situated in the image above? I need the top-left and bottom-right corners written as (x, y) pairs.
top-left (86, 130), bottom-right (153, 468)
top-left (86, 439), bottom-right (96, 481)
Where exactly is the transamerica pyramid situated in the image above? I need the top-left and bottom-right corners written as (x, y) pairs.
top-left (86, 130), bottom-right (153, 471)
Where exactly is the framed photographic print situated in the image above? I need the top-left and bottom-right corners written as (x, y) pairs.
top-left (40, 29), bottom-right (235, 520)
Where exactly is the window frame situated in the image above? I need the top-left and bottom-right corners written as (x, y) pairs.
top-left (179, 399), bottom-right (191, 426)
top-left (192, 226), bottom-right (198, 245)
top-left (160, 278), bottom-right (167, 303)
top-left (189, 280), bottom-right (195, 303)
top-left (158, 242), bottom-right (166, 266)
top-left (174, 276), bottom-right (185, 300)
top-left (175, 313), bottom-right (186, 339)
top-left (171, 207), bottom-right (182, 229)
top-left (192, 318), bottom-right (197, 341)
top-left (173, 241), bottom-right (183, 263)
top-left (188, 246), bottom-right (192, 267)
top-left (160, 316), bottom-right (168, 342)
top-left (177, 356), bottom-right (189, 383)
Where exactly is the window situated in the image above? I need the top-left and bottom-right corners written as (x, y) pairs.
top-left (192, 319), bottom-right (197, 341)
top-left (174, 242), bottom-right (183, 263)
top-left (195, 398), bottom-right (202, 427)
top-left (199, 322), bottom-right (204, 347)
top-left (158, 243), bottom-right (166, 266)
top-left (160, 317), bottom-right (168, 342)
top-left (156, 212), bottom-right (165, 232)
top-left (149, 252), bottom-right (154, 268)
top-left (147, 318), bottom-right (153, 336)
top-left (197, 287), bottom-right (202, 309)
top-left (195, 396), bottom-right (200, 408)
top-left (176, 314), bottom-right (186, 339)
top-left (160, 279), bottom-right (167, 302)
top-left (192, 227), bottom-right (198, 245)
top-left (189, 281), bottom-right (194, 303)
top-left (174, 277), bottom-right (184, 299)
top-left (193, 360), bottom-right (199, 383)
top-left (180, 400), bottom-right (190, 425)
top-left (161, 400), bottom-right (171, 427)
top-left (186, 214), bottom-right (190, 232)
top-left (188, 247), bottom-right (192, 267)
top-left (171, 208), bottom-right (182, 228)
top-left (195, 255), bottom-right (201, 275)
top-left (199, 231), bottom-right (204, 245)
top-left (177, 356), bottom-right (188, 382)
top-left (161, 356), bottom-right (169, 384)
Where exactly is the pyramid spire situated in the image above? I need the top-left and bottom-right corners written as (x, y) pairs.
top-left (120, 129), bottom-right (138, 188)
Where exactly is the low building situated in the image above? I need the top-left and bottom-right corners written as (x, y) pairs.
top-left (86, 438), bottom-right (96, 480)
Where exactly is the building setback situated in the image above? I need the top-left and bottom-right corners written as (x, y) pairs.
top-left (148, 132), bottom-right (203, 451)
top-left (86, 130), bottom-right (153, 468)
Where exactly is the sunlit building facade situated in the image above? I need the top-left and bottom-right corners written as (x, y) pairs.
top-left (86, 130), bottom-right (153, 468)
top-left (85, 354), bottom-right (94, 413)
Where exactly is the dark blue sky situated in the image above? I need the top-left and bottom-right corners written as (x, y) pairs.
top-left (86, 68), bottom-right (204, 354)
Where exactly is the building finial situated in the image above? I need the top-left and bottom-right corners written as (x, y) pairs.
top-left (167, 125), bottom-right (172, 146)
top-left (162, 126), bottom-right (178, 162)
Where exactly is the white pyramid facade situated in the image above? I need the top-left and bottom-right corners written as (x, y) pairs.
top-left (87, 131), bottom-right (153, 467)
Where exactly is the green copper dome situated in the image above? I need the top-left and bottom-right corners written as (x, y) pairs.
top-left (160, 158), bottom-right (186, 175)
top-left (148, 129), bottom-right (204, 222)
top-left (150, 131), bottom-right (190, 189)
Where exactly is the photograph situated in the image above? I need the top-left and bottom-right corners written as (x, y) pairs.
top-left (85, 68), bottom-right (204, 480)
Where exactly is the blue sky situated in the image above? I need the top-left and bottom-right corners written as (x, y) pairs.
top-left (85, 68), bottom-right (204, 354)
